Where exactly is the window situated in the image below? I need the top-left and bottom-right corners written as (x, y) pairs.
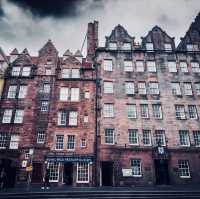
top-left (0, 133), bottom-right (9, 149)
top-left (152, 104), bottom-right (162, 119)
top-left (22, 67), bottom-right (31, 76)
top-left (175, 105), bottom-right (186, 119)
top-left (40, 101), bottom-right (49, 112)
top-left (12, 67), bottom-right (20, 76)
top-left (55, 135), bottom-right (64, 150)
top-left (109, 42), bottom-right (117, 50)
top-left (77, 162), bottom-right (89, 183)
top-left (193, 131), bottom-right (200, 146)
top-left (60, 87), bottom-right (69, 101)
top-left (122, 43), bottom-right (131, 50)
top-left (140, 104), bottom-right (149, 118)
top-left (127, 104), bottom-right (137, 118)
top-left (183, 82), bottom-right (193, 95)
top-left (57, 111), bottom-right (66, 126)
top-left (9, 135), bottom-right (19, 149)
top-left (18, 85), bottom-right (27, 99)
top-left (67, 135), bottom-right (75, 150)
top-left (84, 91), bottom-right (90, 99)
top-left (187, 44), bottom-right (198, 52)
top-left (136, 61), bottom-right (144, 72)
top-left (45, 68), bottom-right (51, 75)
top-left (178, 160), bottom-right (190, 178)
top-left (149, 82), bottom-right (159, 95)
top-left (146, 43), bottom-right (154, 51)
top-left (142, 130), bottom-right (151, 145)
top-left (155, 130), bottom-right (166, 146)
top-left (147, 61), bottom-right (156, 72)
top-left (179, 130), bottom-right (190, 146)
top-left (188, 105), bottom-right (198, 119)
top-left (124, 60), bottom-right (133, 72)
top-left (164, 43), bottom-right (172, 51)
top-left (138, 82), bottom-right (146, 95)
top-left (131, 159), bottom-right (141, 176)
top-left (49, 162), bottom-right (60, 182)
top-left (69, 111), bottom-right (78, 126)
top-left (171, 82), bottom-right (181, 95)
top-left (168, 62), bottom-right (177, 73)
top-left (71, 69), bottom-right (80, 78)
top-left (14, 110), bottom-right (24, 123)
top-left (83, 115), bottom-right (88, 123)
top-left (2, 109), bottom-right (12, 123)
top-left (195, 83), bottom-right (200, 95)
top-left (104, 82), bottom-right (113, 94)
top-left (103, 104), bottom-right (114, 118)
top-left (81, 138), bottom-right (87, 147)
top-left (128, 129), bottom-right (138, 145)
top-left (104, 60), bottom-right (113, 71)
top-left (180, 62), bottom-right (188, 73)
top-left (71, 88), bottom-right (79, 102)
top-left (61, 69), bottom-right (70, 78)
top-left (105, 129), bottom-right (114, 144)
top-left (191, 62), bottom-right (200, 73)
top-left (37, 131), bottom-right (45, 144)
top-left (7, 85), bottom-right (17, 99)
top-left (43, 84), bottom-right (50, 93)
top-left (125, 82), bottom-right (134, 95)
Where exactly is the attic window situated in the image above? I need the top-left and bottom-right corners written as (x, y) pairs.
top-left (164, 43), bottom-right (172, 51)
top-left (187, 44), bottom-right (198, 52)
top-left (122, 43), bottom-right (131, 50)
top-left (146, 43), bottom-right (154, 51)
top-left (109, 42), bottom-right (117, 50)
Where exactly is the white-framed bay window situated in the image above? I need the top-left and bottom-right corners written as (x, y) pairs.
top-left (77, 162), bottom-right (89, 183)
top-left (71, 69), bottom-right (80, 78)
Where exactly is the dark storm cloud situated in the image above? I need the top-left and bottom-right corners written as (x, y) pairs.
top-left (8, 0), bottom-right (103, 18)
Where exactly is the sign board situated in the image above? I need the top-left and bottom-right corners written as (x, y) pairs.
top-left (22, 160), bottom-right (27, 168)
top-left (26, 165), bottom-right (33, 172)
top-left (122, 169), bottom-right (132, 177)
top-left (46, 156), bottom-right (93, 163)
top-left (158, 147), bottom-right (165, 155)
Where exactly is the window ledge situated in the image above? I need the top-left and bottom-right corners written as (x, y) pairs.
top-left (132, 175), bottom-right (142, 178)
top-left (179, 176), bottom-right (191, 179)
top-left (76, 181), bottom-right (89, 184)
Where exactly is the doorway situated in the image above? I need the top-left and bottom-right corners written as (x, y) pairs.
top-left (63, 162), bottom-right (73, 185)
top-left (32, 163), bottom-right (43, 183)
top-left (101, 161), bottom-right (113, 186)
top-left (0, 159), bottom-right (17, 188)
top-left (154, 159), bottom-right (169, 185)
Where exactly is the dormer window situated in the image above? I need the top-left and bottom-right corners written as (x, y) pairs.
top-left (146, 43), bottom-right (154, 51)
top-left (12, 67), bottom-right (20, 76)
top-left (71, 69), bottom-right (80, 78)
top-left (187, 44), bottom-right (199, 51)
top-left (22, 67), bottom-right (31, 76)
top-left (122, 43), bottom-right (131, 50)
top-left (164, 43), bottom-right (172, 51)
top-left (109, 42), bottom-right (117, 50)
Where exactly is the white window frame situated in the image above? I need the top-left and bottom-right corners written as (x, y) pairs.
top-left (128, 129), bottom-right (138, 145)
top-left (49, 162), bottom-right (60, 182)
top-left (124, 60), bottom-right (133, 72)
top-left (122, 43), bottom-right (131, 50)
top-left (57, 111), bottom-right (66, 126)
top-left (140, 104), bottom-right (149, 119)
top-left (195, 83), bottom-right (200, 95)
top-left (149, 82), bottom-right (159, 95)
top-left (142, 130), bottom-right (151, 146)
top-left (168, 61), bottom-right (177, 73)
top-left (180, 62), bottom-right (188, 73)
top-left (61, 69), bottom-right (70, 78)
top-left (7, 85), bottom-right (17, 99)
top-left (178, 160), bottom-right (191, 178)
top-left (109, 42), bottom-right (117, 50)
top-left (138, 82), bottom-right (146, 95)
top-left (147, 61), bottom-right (156, 72)
top-left (146, 43), bottom-right (154, 51)
top-left (136, 61), bottom-right (144, 72)
top-left (193, 131), bottom-right (200, 146)
top-left (12, 67), bottom-right (20, 76)
top-left (152, 104), bottom-right (162, 119)
top-left (71, 69), bottom-right (80, 78)
top-left (40, 101), bottom-right (49, 112)
top-left (171, 82), bottom-right (181, 95)
top-left (69, 111), bottom-right (78, 126)
top-left (191, 62), bottom-right (200, 73)
top-left (188, 105), bottom-right (198, 119)
top-left (175, 105), bottom-right (186, 120)
top-left (0, 133), bottom-right (9, 149)
top-left (155, 130), bottom-right (166, 146)
top-left (104, 82), bottom-right (113, 94)
top-left (18, 85), bottom-right (27, 99)
top-left (104, 129), bottom-right (114, 145)
top-left (43, 84), bottom-right (50, 93)
top-left (9, 134), bottom-right (19, 149)
top-left (183, 82), bottom-right (193, 96)
top-left (70, 88), bottom-right (80, 102)
top-left (59, 87), bottom-right (69, 101)
top-left (125, 82), bottom-right (134, 95)
top-left (131, 159), bottom-right (142, 177)
top-left (127, 104), bottom-right (137, 119)
top-left (76, 162), bottom-right (89, 183)
top-left (104, 60), bottom-right (113, 72)
top-left (179, 130), bottom-right (190, 146)
top-left (67, 135), bottom-right (75, 150)
top-left (2, 109), bottom-right (12, 124)
top-left (14, 110), bottom-right (24, 123)
top-left (37, 131), bottom-right (45, 144)
top-left (103, 104), bottom-right (114, 118)
top-left (81, 138), bottom-right (87, 148)
top-left (22, 67), bottom-right (31, 76)
top-left (164, 43), bottom-right (172, 51)
top-left (55, 135), bottom-right (64, 150)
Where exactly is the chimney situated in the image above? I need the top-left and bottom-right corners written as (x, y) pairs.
top-left (87, 21), bottom-right (98, 61)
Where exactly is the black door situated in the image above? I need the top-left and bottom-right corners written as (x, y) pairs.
top-left (155, 159), bottom-right (169, 185)
top-left (0, 159), bottom-right (17, 188)
top-left (101, 161), bottom-right (113, 186)
top-left (32, 163), bottom-right (43, 183)
top-left (63, 162), bottom-right (73, 185)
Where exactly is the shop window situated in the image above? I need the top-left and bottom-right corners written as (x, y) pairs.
top-left (178, 160), bottom-right (190, 178)
top-left (77, 162), bottom-right (89, 183)
top-left (49, 162), bottom-right (60, 182)
top-left (131, 159), bottom-right (141, 177)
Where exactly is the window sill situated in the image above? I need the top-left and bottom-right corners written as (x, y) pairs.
top-left (179, 176), bottom-right (191, 179)
top-left (132, 175), bottom-right (142, 178)
top-left (76, 181), bottom-right (89, 184)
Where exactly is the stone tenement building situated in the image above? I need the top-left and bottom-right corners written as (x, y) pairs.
top-left (0, 14), bottom-right (200, 188)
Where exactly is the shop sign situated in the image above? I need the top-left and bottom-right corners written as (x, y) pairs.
top-left (22, 160), bottom-right (27, 168)
top-left (122, 169), bottom-right (132, 177)
top-left (46, 156), bottom-right (93, 163)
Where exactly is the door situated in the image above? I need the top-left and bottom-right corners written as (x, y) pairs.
top-left (63, 162), bottom-right (73, 185)
top-left (32, 163), bottom-right (43, 183)
top-left (101, 161), bottom-right (113, 186)
top-left (155, 159), bottom-right (169, 185)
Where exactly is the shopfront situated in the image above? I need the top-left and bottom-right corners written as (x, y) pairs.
top-left (45, 154), bottom-right (94, 187)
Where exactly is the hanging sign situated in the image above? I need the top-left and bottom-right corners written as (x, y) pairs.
top-left (122, 169), bottom-right (132, 177)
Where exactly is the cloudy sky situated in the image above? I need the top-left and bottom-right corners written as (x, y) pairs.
top-left (0, 0), bottom-right (199, 56)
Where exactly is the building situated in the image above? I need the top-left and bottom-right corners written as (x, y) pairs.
top-left (0, 13), bottom-right (200, 188)
top-left (95, 14), bottom-right (200, 186)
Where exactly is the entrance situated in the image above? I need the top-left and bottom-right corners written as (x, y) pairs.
top-left (101, 161), bottom-right (113, 186)
top-left (154, 159), bottom-right (169, 185)
top-left (32, 163), bottom-right (43, 183)
top-left (63, 162), bottom-right (73, 185)
top-left (0, 159), bottom-right (17, 188)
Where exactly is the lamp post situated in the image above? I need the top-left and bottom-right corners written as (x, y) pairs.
top-left (26, 148), bottom-right (34, 191)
